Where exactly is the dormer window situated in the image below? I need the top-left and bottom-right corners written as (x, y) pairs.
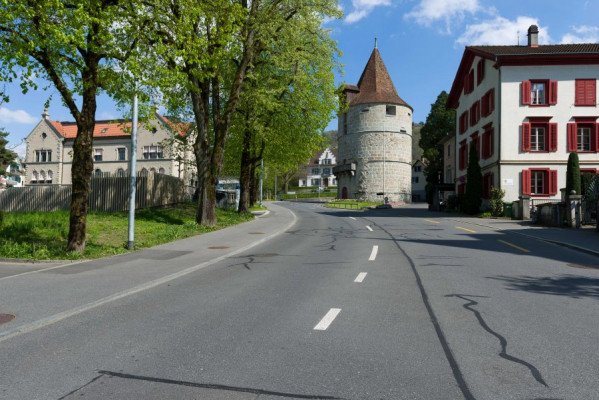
top-left (100, 128), bottom-right (108, 134)
top-left (386, 105), bottom-right (396, 116)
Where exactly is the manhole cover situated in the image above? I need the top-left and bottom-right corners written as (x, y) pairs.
top-left (249, 232), bottom-right (265, 235)
top-left (208, 246), bottom-right (230, 250)
top-left (0, 314), bottom-right (15, 325)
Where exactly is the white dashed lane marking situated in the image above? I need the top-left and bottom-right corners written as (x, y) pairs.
top-left (354, 272), bottom-right (367, 283)
top-left (366, 226), bottom-right (373, 232)
top-left (369, 245), bottom-right (379, 261)
top-left (314, 308), bottom-right (341, 331)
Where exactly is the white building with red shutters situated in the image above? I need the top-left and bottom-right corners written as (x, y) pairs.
top-left (447, 25), bottom-right (599, 202)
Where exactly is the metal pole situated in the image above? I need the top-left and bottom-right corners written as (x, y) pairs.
top-left (127, 90), bottom-right (138, 250)
top-left (259, 159), bottom-right (263, 205)
top-left (274, 174), bottom-right (278, 200)
top-left (383, 127), bottom-right (386, 202)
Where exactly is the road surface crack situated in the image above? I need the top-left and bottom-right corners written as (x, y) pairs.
top-left (446, 294), bottom-right (548, 387)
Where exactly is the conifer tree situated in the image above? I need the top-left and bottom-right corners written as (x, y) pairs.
top-left (463, 144), bottom-right (482, 214)
top-left (566, 152), bottom-right (581, 196)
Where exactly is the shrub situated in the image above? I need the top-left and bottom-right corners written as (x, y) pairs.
top-left (565, 152), bottom-right (581, 196)
top-left (489, 186), bottom-right (505, 217)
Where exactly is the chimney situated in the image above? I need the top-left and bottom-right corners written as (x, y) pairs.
top-left (41, 108), bottom-right (49, 120)
top-left (527, 25), bottom-right (539, 47)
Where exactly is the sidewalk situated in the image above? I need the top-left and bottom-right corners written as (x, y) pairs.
top-left (444, 214), bottom-right (599, 258)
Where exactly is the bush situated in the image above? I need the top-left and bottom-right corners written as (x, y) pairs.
top-left (489, 186), bottom-right (505, 217)
top-left (566, 152), bottom-right (581, 196)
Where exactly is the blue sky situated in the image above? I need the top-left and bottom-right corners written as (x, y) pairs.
top-left (3, 0), bottom-right (599, 156)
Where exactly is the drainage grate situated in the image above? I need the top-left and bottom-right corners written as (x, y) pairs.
top-left (0, 314), bottom-right (15, 325)
top-left (208, 246), bottom-right (230, 250)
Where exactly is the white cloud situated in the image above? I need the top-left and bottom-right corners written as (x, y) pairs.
top-left (345, 0), bottom-right (392, 24)
top-left (560, 26), bottom-right (599, 44)
top-left (11, 142), bottom-right (27, 159)
top-left (405, 0), bottom-right (482, 33)
top-left (0, 107), bottom-right (37, 124)
top-left (456, 16), bottom-right (551, 46)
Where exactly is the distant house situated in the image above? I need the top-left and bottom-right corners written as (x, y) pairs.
top-left (411, 160), bottom-right (426, 201)
top-left (298, 147), bottom-right (337, 188)
top-left (447, 25), bottom-right (599, 202)
top-left (23, 110), bottom-right (196, 186)
top-left (2, 158), bottom-right (24, 187)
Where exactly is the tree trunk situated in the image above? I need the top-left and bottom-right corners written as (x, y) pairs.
top-left (249, 162), bottom-right (257, 206)
top-left (238, 120), bottom-right (254, 213)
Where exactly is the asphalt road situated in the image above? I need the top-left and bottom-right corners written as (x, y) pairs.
top-left (1, 202), bottom-right (598, 400)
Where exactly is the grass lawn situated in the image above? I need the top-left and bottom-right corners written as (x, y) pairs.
top-left (0, 203), bottom-right (253, 261)
top-left (325, 199), bottom-right (382, 210)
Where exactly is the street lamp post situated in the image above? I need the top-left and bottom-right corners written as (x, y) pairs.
top-left (127, 89), bottom-right (138, 250)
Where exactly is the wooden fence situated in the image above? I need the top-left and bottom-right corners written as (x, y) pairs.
top-left (0, 172), bottom-right (194, 212)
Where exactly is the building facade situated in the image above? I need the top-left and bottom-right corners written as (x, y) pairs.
top-left (298, 147), bottom-right (337, 188)
top-left (448, 25), bottom-right (599, 202)
top-left (411, 160), bottom-right (426, 202)
top-left (334, 47), bottom-right (413, 202)
top-left (24, 111), bottom-right (196, 186)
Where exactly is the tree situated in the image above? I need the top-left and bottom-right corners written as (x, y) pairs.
top-left (463, 144), bottom-right (482, 215)
top-left (566, 152), bottom-right (581, 196)
top-left (0, 128), bottom-right (16, 175)
top-left (0, 0), bottom-right (145, 252)
top-left (419, 91), bottom-right (455, 204)
top-left (147, 0), bottom-right (339, 224)
top-left (489, 186), bottom-right (505, 217)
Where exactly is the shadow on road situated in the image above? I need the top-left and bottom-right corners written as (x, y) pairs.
top-left (488, 274), bottom-right (599, 300)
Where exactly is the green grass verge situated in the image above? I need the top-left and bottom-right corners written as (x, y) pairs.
top-left (279, 192), bottom-right (335, 200)
top-left (325, 199), bottom-right (382, 210)
top-left (0, 203), bottom-right (253, 261)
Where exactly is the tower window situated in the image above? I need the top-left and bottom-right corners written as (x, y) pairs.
top-left (361, 108), bottom-right (370, 113)
top-left (386, 105), bottom-right (396, 116)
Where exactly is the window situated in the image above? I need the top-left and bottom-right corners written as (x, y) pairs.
top-left (323, 168), bottom-right (331, 175)
top-left (117, 147), bottom-right (126, 161)
top-left (446, 167), bottom-right (453, 184)
top-left (470, 133), bottom-right (480, 159)
top-left (464, 69), bottom-right (475, 94)
top-left (140, 168), bottom-right (148, 176)
top-left (116, 168), bottom-right (126, 177)
top-left (482, 125), bottom-right (494, 159)
top-left (447, 144), bottom-right (451, 157)
top-left (522, 169), bottom-right (558, 196)
top-left (522, 121), bottom-right (557, 152)
top-left (46, 170), bottom-right (53, 184)
top-left (31, 170), bottom-right (38, 183)
top-left (158, 167), bottom-right (165, 174)
top-left (481, 89), bottom-right (495, 117)
top-left (477, 59), bottom-right (485, 85)
top-left (94, 169), bottom-right (102, 176)
top-left (322, 158), bottom-right (332, 165)
top-left (94, 148), bottom-right (103, 162)
top-left (386, 105), bottom-right (396, 116)
top-left (575, 79), bottom-right (596, 106)
top-left (311, 168), bottom-right (320, 174)
top-left (41, 132), bottom-right (47, 139)
top-left (312, 178), bottom-right (321, 186)
top-left (412, 177), bottom-right (419, 184)
top-left (567, 121), bottom-right (598, 152)
top-left (521, 80), bottom-right (557, 105)
top-left (413, 165), bottom-right (422, 172)
top-left (470, 101), bottom-right (480, 126)
top-left (35, 150), bottom-right (52, 163)
top-left (459, 111), bottom-right (469, 134)
top-left (40, 170), bottom-right (46, 183)
top-left (577, 126), bottom-right (592, 151)
top-left (142, 145), bottom-right (164, 159)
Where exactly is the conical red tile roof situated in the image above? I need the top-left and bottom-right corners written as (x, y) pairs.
top-left (349, 48), bottom-right (411, 109)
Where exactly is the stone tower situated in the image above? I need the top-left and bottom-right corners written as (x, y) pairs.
top-left (333, 47), bottom-right (413, 203)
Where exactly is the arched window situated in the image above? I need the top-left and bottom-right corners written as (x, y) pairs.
top-left (32, 170), bottom-right (38, 183)
top-left (158, 167), bottom-right (165, 174)
top-left (47, 170), bottom-right (53, 183)
top-left (116, 168), bottom-right (126, 177)
top-left (140, 168), bottom-right (148, 176)
top-left (150, 167), bottom-right (156, 173)
top-left (40, 170), bottom-right (46, 183)
top-left (94, 169), bottom-right (102, 177)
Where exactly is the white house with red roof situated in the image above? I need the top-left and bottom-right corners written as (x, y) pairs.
top-left (298, 147), bottom-right (337, 188)
top-left (447, 25), bottom-right (599, 202)
top-left (23, 110), bottom-right (196, 186)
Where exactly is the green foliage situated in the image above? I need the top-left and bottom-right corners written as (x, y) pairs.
top-left (0, 128), bottom-right (16, 175)
top-left (463, 145), bottom-right (482, 215)
top-left (581, 172), bottom-right (596, 197)
top-left (419, 91), bottom-right (456, 204)
top-left (0, 204), bottom-right (253, 260)
top-left (325, 200), bottom-right (381, 209)
top-left (565, 152), bottom-right (581, 196)
top-left (489, 186), bottom-right (505, 217)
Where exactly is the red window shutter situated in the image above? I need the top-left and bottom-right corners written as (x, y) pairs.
top-left (522, 169), bottom-right (532, 195)
top-left (521, 123), bottom-right (531, 152)
top-left (549, 80), bottom-right (558, 105)
top-left (567, 123), bottom-right (577, 152)
top-left (549, 123), bottom-right (558, 152)
top-left (588, 80), bottom-right (596, 105)
top-left (521, 81), bottom-right (531, 105)
top-left (594, 123), bottom-right (599, 152)
top-left (575, 80), bottom-right (586, 105)
top-left (549, 170), bottom-right (558, 195)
